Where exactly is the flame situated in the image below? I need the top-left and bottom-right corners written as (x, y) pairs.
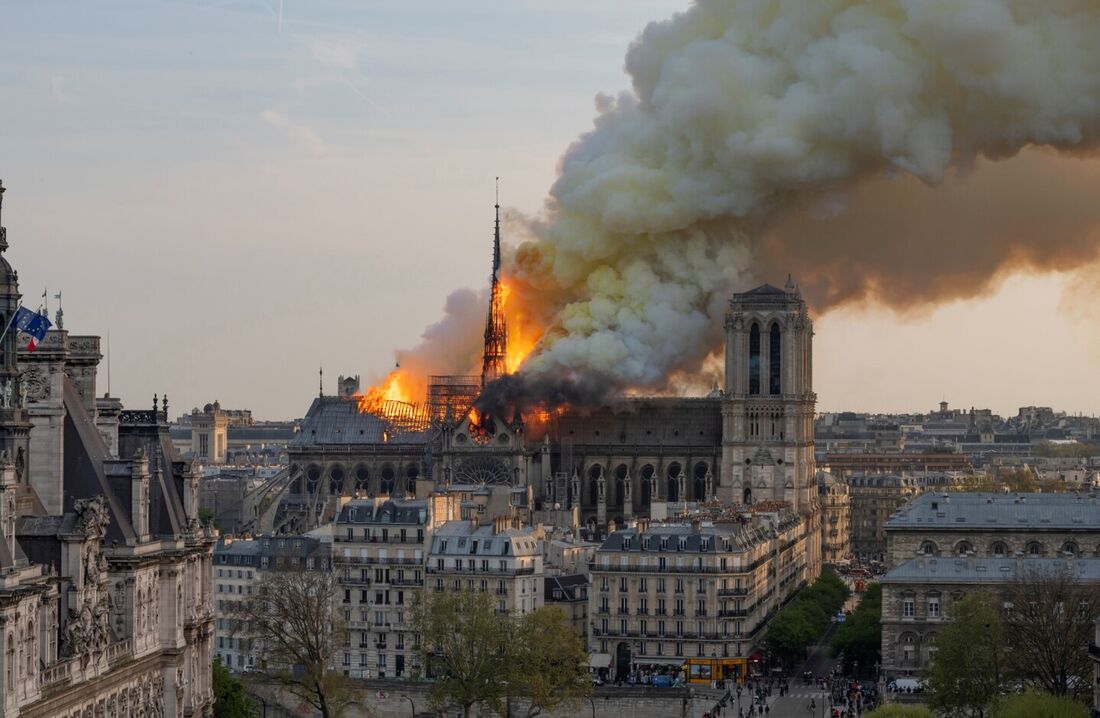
top-left (357, 370), bottom-right (413, 413)
top-left (500, 279), bottom-right (540, 374)
top-left (467, 406), bottom-right (495, 442)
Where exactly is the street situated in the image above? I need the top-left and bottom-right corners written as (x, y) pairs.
top-left (712, 623), bottom-right (873, 718)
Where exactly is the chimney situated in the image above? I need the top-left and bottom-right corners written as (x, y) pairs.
top-left (636, 518), bottom-right (649, 534)
top-left (471, 515), bottom-right (479, 530)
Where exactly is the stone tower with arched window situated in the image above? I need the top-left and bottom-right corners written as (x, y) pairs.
top-left (720, 280), bottom-right (817, 519)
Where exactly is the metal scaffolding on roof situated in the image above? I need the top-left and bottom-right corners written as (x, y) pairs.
top-left (427, 375), bottom-right (480, 424)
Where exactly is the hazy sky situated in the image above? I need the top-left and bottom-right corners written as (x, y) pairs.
top-left (2, 1), bottom-right (1098, 420)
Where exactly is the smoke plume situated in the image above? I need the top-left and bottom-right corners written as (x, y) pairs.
top-left (491, 0), bottom-right (1100, 409)
top-left (397, 1), bottom-right (1100, 415)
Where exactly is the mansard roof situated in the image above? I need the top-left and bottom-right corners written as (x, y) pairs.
top-left (743, 284), bottom-right (786, 295)
top-left (886, 491), bottom-right (1100, 532)
top-left (335, 498), bottom-right (429, 525)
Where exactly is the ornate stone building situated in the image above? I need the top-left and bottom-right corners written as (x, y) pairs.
top-left (0, 181), bottom-right (215, 717)
top-left (256, 279), bottom-right (821, 555)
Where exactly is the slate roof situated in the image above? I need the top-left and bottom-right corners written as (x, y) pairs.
top-left (742, 284), bottom-right (785, 295)
top-left (335, 498), bottom-right (429, 526)
top-left (428, 521), bottom-right (541, 557)
top-left (545, 574), bottom-right (588, 601)
top-left (597, 523), bottom-right (773, 554)
top-left (291, 396), bottom-right (429, 446)
top-left (883, 556), bottom-right (1100, 584)
top-left (885, 492), bottom-right (1100, 531)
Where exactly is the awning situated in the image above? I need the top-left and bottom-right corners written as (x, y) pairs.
top-left (748, 650), bottom-right (765, 661)
top-left (633, 656), bottom-right (686, 667)
top-left (589, 653), bottom-right (612, 669)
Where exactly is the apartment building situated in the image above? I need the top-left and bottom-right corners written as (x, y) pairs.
top-left (426, 517), bottom-right (545, 616)
top-left (588, 511), bottom-right (811, 683)
top-left (332, 495), bottom-right (458, 679)
top-left (213, 535), bottom-right (328, 670)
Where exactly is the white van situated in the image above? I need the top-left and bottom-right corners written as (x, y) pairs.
top-left (888, 678), bottom-right (923, 693)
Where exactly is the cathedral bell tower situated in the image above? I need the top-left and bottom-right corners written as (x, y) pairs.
top-left (0, 181), bottom-right (34, 489)
top-left (720, 278), bottom-right (815, 514)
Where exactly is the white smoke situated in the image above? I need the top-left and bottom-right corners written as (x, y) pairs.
top-left (506, 0), bottom-right (1100, 400)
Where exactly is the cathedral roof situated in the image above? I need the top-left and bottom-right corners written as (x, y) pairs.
top-left (292, 396), bottom-right (429, 446)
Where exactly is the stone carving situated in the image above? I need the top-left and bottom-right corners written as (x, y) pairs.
top-left (1, 380), bottom-right (10, 408)
top-left (21, 364), bottom-right (49, 401)
top-left (17, 380), bottom-right (25, 408)
top-left (73, 495), bottom-right (109, 539)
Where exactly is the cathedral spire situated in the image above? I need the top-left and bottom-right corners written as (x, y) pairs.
top-left (481, 179), bottom-right (508, 388)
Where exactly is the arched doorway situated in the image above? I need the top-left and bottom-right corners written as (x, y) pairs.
top-left (615, 642), bottom-right (632, 679)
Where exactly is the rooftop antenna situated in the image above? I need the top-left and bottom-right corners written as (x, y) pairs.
top-left (106, 329), bottom-right (111, 396)
top-left (319, 365), bottom-right (323, 398)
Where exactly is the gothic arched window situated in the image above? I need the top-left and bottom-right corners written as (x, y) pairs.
top-left (748, 323), bottom-right (761, 395)
top-left (769, 322), bottom-right (782, 395)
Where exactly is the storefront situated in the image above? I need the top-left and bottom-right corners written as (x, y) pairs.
top-left (683, 656), bottom-right (749, 685)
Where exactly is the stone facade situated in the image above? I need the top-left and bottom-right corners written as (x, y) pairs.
top-left (846, 474), bottom-right (920, 562)
top-left (0, 182), bottom-right (215, 718)
top-left (588, 511), bottom-right (812, 682)
top-left (426, 517), bottom-right (545, 618)
top-left (257, 282), bottom-right (821, 557)
top-left (880, 555), bottom-right (1100, 679)
top-left (818, 471), bottom-right (851, 564)
top-left (884, 492), bottom-right (1100, 569)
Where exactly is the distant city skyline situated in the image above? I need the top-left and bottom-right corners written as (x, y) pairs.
top-left (3, 1), bottom-right (1099, 420)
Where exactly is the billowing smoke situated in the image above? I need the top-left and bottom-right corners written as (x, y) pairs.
top-left (486, 0), bottom-right (1100, 412)
top-left (401, 1), bottom-right (1100, 416)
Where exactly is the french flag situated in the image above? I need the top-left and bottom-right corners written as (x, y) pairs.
top-left (11, 306), bottom-right (51, 352)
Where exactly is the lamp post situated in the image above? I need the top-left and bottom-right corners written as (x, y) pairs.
top-left (586, 695), bottom-right (597, 718)
top-left (401, 693), bottom-right (416, 717)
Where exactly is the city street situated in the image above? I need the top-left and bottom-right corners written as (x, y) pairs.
top-left (710, 612), bottom-right (875, 718)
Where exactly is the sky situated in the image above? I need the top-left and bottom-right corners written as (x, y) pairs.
top-left (1, 0), bottom-right (1098, 420)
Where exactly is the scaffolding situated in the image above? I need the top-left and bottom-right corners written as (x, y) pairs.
top-left (379, 400), bottom-right (429, 434)
top-left (427, 375), bottom-right (480, 424)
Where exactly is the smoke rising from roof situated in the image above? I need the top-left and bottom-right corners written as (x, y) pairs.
top-left (398, 1), bottom-right (1100, 413)
top-left (503, 0), bottom-right (1100, 401)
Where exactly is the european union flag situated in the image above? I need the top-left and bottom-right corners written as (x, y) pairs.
top-left (11, 306), bottom-right (51, 352)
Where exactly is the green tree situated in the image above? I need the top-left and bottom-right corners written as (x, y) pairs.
top-left (212, 657), bottom-right (257, 718)
top-left (998, 691), bottom-right (1089, 718)
top-left (864, 706), bottom-right (934, 718)
top-left (831, 583), bottom-right (881, 677)
top-left (229, 569), bottom-right (354, 718)
top-left (925, 592), bottom-right (1004, 718)
top-left (765, 572), bottom-right (850, 667)
top-left (412, 589), bottom-right (510, 718)
top-left (508, 606), bottom-right (591, 717)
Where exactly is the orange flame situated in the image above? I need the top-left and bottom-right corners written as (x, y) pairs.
top-left (357, 370), bottom-right (414, 413)
top-left (500, 279), bottom-right (539, 374)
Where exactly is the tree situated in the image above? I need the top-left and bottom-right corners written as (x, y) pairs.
top-left (213, 657), bottom-right (257, 718)
top-left (508, 606), bottom-right (591, 717)
top-left (831, 583), bottom-right (881, 677)
top-left (1001, 565), bottom-right (1097, 700)
top-left (412, 588), bottom-right (510, 718)
top-left (925, 592), bottom-right (1004, 718)
top-left (229, 568), bottom-right (354, 718)
top-left (998, 691), bottom-right (1089, 718)
top-left (765, 572), bottom-right (850, 667)
top-left (864, 706), bottom-right (934, 718)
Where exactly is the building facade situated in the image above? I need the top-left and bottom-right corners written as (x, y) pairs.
top-left (0, 181), bottom-right (215, 718)
top-left (332, 496), bottom-right (457, 679)
top-left (818, 471), bottom-right (851, 564)
top-left (212, 535), bottom-right (327, 671)
top-left (884, 492), bottom-right (1100, 569)
top-left (426, 517), bottom-right (545, 617)
top-left (588, 511), bottom-right (811, 683)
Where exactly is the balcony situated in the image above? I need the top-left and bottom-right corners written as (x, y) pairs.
top-left (426, 566), bottom-right (535, 576)
top-left (719, 609), bottom-right (748, 618)
top-left (717, 587), bottom-right (748, 597)
top-left (495, 588), bottom-right (508, 596)
top-left (341, 576), bottom-right (372, 587)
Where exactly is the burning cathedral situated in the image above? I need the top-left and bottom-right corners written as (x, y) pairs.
top-left (248, 199), bottom-right (820, 574)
